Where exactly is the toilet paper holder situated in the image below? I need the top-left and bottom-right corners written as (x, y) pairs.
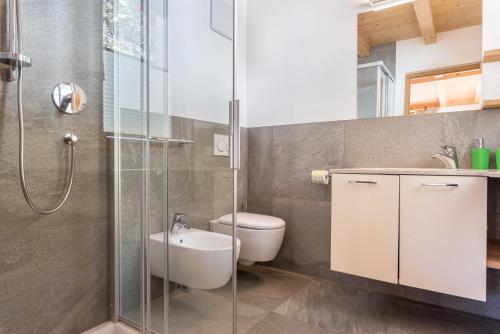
top-left (311, 170), bottom-right (331, 185)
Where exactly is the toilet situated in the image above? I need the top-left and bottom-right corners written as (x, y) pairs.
top-left (210, 212), bottom-right (286, 266)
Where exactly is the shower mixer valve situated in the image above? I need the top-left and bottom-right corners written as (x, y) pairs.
top-left (52, 82), bottom-right (87, 114)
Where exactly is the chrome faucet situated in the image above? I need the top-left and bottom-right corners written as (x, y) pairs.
top-left (432, 145), bottom-right (459, 169)
top-left (170, 212), bottom-right (191, 234)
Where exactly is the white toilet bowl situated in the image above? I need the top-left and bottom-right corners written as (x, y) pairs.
top-left (210, 212), bottom-right (286, 266)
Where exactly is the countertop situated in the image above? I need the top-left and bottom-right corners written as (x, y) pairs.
top-left (328, 168), bottom-right (500, 178)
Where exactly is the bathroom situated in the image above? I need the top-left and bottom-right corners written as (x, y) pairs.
top-left (1, 0), bottom-right (500, 333)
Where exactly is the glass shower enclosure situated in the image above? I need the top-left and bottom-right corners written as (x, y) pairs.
top-left (104, 0), bottom-right (239, 332)
top-left (357, 61), bottom-right (395, 118)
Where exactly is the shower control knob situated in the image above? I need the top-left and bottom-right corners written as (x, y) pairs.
top-left (64, 133), bottom-right (78, 145)
top-left (52, 83), bottom-right (87, 114)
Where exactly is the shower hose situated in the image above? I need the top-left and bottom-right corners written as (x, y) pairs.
top-left (15, 0), bottom-right (76, 214)
top-left (17, 65), bottom-right (76, 214)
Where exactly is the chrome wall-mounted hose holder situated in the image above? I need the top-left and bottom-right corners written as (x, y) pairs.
top-left (64, 133), bottom-right (78, 145)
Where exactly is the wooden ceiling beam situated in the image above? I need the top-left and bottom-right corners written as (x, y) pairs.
top-left (413, 0), bottom-right (437, 44)
top-left (436, 81), bottom-right (448, 107)
top-left (409, 101), bottom-right (440, 111)
top-left (474, 82), bottom-right (481, 104)
top-left (358, 34), bottom-right (370, 58)
top-left (483, 49), bottom-right (500, 63)
top-left (410, 69), bottom-right (482, 85)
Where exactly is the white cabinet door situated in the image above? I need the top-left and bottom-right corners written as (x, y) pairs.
top-left (331, 174), bottom-right (399, 283)
top-left (400, 176), bottom-right (487, 301)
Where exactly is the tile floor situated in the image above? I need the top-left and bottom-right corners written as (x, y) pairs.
top-left (131, 265), bottom-right (500, 334)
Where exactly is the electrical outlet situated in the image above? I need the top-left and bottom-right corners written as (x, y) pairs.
top-left (213, 134), bottom-right (229, 157)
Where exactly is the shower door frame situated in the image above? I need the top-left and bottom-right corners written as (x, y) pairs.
top-left (111, 0), bottom-right (240, 332)
top-left (231, 0), bottom-right (240, 332)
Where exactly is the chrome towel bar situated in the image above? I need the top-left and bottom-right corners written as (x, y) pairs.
top-left (106, 135), bottom-right (195, 145)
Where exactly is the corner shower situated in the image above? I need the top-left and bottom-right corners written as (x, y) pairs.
top-left (0, 0), bottom-right (240, 331)
top-left (1, 0), bottom-right (82, 214)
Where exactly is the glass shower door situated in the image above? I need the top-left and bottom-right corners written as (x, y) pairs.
top-left (106, 0), bottom-right (238, 332)
top-left (104, 0), bottom-right (156, 330)
top-left (159, 0), bottom-right (238, 333)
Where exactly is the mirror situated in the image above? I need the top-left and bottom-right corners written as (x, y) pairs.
top-left (357, 0), bottom-right (483, 119)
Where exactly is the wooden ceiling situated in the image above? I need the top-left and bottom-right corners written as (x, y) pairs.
top-left (358, 0), bottom-right (482, 57)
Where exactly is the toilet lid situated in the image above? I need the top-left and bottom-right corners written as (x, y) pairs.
top-left (217, 213), bottom-right (286, 230)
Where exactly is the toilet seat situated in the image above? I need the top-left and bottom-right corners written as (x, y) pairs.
top-left (217, 212), bottom-right (285, 230)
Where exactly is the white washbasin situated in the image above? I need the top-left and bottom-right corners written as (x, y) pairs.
top-left (150, 229), bottom-right (241, 290)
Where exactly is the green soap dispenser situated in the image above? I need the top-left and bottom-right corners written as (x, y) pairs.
top-left (472, 138), bottom-right (490, 170)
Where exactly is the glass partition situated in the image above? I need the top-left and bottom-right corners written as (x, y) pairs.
top-left (104, 0), bottom-right (149, 328)
top-left (162, 0), bottom-right (236, 333)
top-left (106, 0), bottom-right (237, 332)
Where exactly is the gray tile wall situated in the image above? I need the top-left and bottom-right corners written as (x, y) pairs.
top-left (0, 0), bottom-right (109, 333)
top-left (248, 110), bottom-right (500, 320)
top-left (168, 117), bottom-right (248, 230)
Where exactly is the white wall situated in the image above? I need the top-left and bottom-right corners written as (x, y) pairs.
top-left (394, 25), bottom-right (482, 116)
top-left (245, 0), bottom-right (358, 127)
top-left (236, 0), bottom-right (248, 126)
top-left (483, 0), bottom-right (500, 52)
top-left (168, 0), bottom-right (234, 125)
top-left (482, 0), bottom-right (500, 104)
top-left (166, 1), bottom-right (483, 127)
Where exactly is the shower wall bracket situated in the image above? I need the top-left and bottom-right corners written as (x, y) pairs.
top-left (0, 52), bottom-right (31, 63)
top-left (0, 0), bottom-right (32, 81)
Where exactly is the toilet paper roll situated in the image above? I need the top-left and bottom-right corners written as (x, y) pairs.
top-left (311, 170), bottom-right (330, 185)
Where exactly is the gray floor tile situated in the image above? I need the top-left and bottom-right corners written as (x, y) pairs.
top-left (123, 266), bottom-right (500, 334)
top-left (127, 289), bottom-right (268, 334)
top-left (247, 313), bottom-right (331, 334)
top-left (275, 278), bottom-right (500, 334)
top-left (212, 265), bottom-right (313, 312)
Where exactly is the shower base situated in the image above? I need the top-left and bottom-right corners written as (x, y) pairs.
top-left (82, 321), bottom-right (139, 334)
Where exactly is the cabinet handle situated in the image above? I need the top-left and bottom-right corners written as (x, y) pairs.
top-left (422, 183), bottom-right (459, 187)
top-left (348, 180), bottom-right (378, 184)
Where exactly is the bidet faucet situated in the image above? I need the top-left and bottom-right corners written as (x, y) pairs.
top-left (170, 212), bottom-right (191, 234)
top-left (432, 145), bottom-right (459, 169)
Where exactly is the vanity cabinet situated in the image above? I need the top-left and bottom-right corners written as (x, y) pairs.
top-left (400, 176), bottom-right (487, 301)
top-left (331, 172), bottom-right (488, 301)
top-left (331, 174), bottom-right (399, 284)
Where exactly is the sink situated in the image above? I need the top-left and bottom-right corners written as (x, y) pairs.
top-left (149, 229), bottom-right (241, 290)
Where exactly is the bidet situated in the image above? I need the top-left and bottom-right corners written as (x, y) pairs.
top-left (150, 229), bottom-right (241, 289)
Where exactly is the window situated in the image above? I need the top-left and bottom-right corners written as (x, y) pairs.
top-left (404, 63), bottom-right (482, 116)
top-left (102, 0), bottom-right (170, 137)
